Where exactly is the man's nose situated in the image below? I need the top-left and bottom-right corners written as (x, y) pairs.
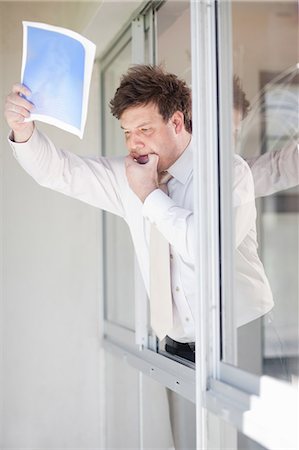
top-left (128, 132), bottom-right (145, 151)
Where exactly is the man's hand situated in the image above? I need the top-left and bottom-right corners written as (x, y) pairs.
top-left (125, 153), bottom-right (159, 202)
top-left (4, 83), bottom-right (35, 143)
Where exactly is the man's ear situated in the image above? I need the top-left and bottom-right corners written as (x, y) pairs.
top-left (171, 111), bottom-right (185, 134)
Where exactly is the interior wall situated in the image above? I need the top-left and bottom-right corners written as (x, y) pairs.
top-left (0, 2), bottom-right (103, 448)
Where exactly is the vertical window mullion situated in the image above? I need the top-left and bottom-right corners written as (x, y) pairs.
top-left (217, 0), bottom-right (237, 366)
top-left (191, 0), bottom-right (220, 448)
top-left (131, 15), bottom-right (145, 64)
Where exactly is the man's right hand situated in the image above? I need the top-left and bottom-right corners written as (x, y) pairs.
top-left (4, 83), bottom-right (35, 143)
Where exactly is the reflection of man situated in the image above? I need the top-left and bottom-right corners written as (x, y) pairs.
top-left (232, 77), bottom-right (274, 327)
top-left (233, 75), bottom-right (299, 196)
top-left (233, 156), bottom-right (273, 327)
top-left (247, 144), bottom-right (299, 197)
top-left (232, 75), bottom-right (298, 377)
top-left (4, 65), bottom-right (276, 362)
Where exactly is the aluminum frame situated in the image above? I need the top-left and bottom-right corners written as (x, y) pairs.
top-left (191, 0), bottom-right (221, 447)
top-left (101, 1), bottom-right (197, 402)
top-left (100, 1), bottom-right (298, 449)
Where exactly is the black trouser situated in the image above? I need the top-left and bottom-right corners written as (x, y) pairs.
top-left (165, 336), bottom-right (195, 362)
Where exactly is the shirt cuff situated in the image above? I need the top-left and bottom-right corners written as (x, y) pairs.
top-left (142, 188), bottom-right (175, 225)
top-left (8, 126), bottom-right (38, 160)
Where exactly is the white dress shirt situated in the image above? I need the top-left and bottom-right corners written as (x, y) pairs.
top-left (233, 155), bottom-right (273, 326)
top-left (246, 141), bottom-right (299, 197)
top-left (9, 128), bottom-right (274, 341)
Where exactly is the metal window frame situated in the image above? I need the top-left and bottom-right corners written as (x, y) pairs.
top-left (191, 1), bottom-right (221, 447)
top-left (190, 1), bottom-right (298, 449)
top-left (100, 1), bottom-right (196, 404)
top-left (100, 1), bottom-right (298, 448)
top-left (100, 26), bottom-right (134, 337)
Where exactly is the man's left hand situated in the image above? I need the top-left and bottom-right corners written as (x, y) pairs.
top-left (125, 153), bottom-right (159, 202)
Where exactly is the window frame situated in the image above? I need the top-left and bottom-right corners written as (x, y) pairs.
top-left (100, 0), bottom-right (196, 403)
top-left (99, 1), bottom-right (298, 448)
top-left (190, 1), bottom-right (298, 449)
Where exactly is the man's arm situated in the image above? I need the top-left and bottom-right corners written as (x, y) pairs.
top-left (247, 142), bottom-right (299, 197)
top-left (143, 189), bottom-right (194, 264)
top-left (125, 153), bottom-right (194, 263)
top-left (5, 84), bottom-right (126, 217)
top-left (233, 156), bottom-right (256, 247)
top-left (124, 153), bottom-right (256, 264)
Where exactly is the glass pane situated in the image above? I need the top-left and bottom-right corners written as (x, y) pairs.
top-left (102, 40), bottom-right (135, 330)
top-left (156, 0), bottom-right (191, 83)
top-left (221, 1), bottom-right (298, 384)
top-left (155, 1), bottom-right (194, 362)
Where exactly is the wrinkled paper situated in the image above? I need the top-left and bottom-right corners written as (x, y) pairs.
top-left (21, 21), bottom-right (96, 138)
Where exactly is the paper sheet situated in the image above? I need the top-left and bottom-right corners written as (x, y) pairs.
top-left (21, 21), bottom-right (96, 139)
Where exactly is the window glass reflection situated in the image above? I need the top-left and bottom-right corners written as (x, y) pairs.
top-left (155, 1), bottom-right (193, 363)
top-left (223, 1), bottom-right (298, 384)
top-left (102, 41), bottom-right (136, 330)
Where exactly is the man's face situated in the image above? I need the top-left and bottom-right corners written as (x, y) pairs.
top-left (120, 103), bottom-right (183, 172)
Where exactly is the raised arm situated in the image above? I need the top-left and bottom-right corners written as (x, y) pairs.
top-left (5, 84), bottom-right (126, 217)
top-left (247, 141), bottom-right (299, 197)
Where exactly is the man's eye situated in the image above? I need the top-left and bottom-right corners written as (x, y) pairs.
top-left (141, 128), bottom-right (151, 134)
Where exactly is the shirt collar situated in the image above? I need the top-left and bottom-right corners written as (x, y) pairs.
top-left (167, 137), bottom-right (193, 185)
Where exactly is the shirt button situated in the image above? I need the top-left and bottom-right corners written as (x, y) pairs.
top-left (170, 254), bottom-right (173, 259)
top-left (185, 317), bottom-right (190, 322)
top-left (176, 286), bottom-right (180, 292)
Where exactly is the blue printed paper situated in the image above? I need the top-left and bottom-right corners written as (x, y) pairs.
top-left (21, 22), bottom-right (96, 138)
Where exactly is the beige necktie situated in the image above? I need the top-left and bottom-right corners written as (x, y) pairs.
top-left (149, 172), bottom-right (173, 340)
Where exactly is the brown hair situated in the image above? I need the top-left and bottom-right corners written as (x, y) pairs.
top-left (233, 75), bottom-right (250, 118)
top-left (110, 65), bottom-right (192, 133)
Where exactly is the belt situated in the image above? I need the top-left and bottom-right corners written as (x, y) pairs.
top-left (165, 336), bottom-right (195, 363)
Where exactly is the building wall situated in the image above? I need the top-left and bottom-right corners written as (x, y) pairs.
top-left (0, 3), bottom-right (103, 448)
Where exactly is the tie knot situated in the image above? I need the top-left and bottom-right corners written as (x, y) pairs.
top-left (159, 171), bottom-right (173, 186)
top-left (158, 172), bottom-right (173, 194)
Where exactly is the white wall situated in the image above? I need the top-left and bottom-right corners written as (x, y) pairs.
top-left (105, 352), bottom-right (174, 450)
top-left (0, 2), bottom-right (104, 448)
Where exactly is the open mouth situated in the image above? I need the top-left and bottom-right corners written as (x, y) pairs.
top-left (135, 155), bottom-right (149, 164)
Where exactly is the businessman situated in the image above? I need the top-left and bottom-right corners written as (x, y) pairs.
top-left (5, 65), bottom-right (290, 362)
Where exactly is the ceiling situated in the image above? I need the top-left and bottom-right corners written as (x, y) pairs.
top-left (0, 1), bottom-right (144, 57)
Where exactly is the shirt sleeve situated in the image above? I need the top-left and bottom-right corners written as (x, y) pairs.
top-left (142, 189), bottom-right (194, 264)
top-left (8, 127), bottom-right (126, 217)
top-left (246, 141), bottom-right (299, 197)
top-left (142, 157), bottom-right (256, 261)
top-left (233, 155), bottom-right (257, 248)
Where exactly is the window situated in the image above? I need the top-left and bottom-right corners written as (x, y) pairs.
top-left (191, 1), bottom-right (298, 448)
top-left (156, 0), bottom-right (191, 84)
top-left (101, 34), bottom-right (136, 332)
top-left (99, 1), bottom-right (298, 448)
top-left (101, 1), bottom-right (197, 374)
top-left (155, 0), bottom-right (195, 365)
top-left (220, 0), bottom-right (298, 385)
